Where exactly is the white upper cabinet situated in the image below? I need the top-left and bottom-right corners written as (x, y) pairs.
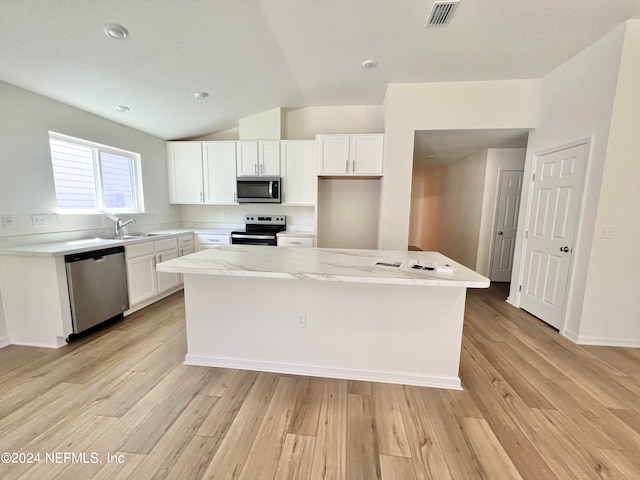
top-left (167, 142), bottom-right (204, 203)
top-left (167, 141), bottom-right (238, 205)
top-left (236, 141), bottom-right (281, 176)
top-left (350, 135), bottom-right (384, 175)
top-left (280, 141), bottom-right (316, 205)
top-left (316, 134), bottom-right (384, 176)
top-left (203, 142), bottom-right (237, 204)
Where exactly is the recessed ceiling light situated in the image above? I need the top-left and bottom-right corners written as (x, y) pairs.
top-left (362, 59), bottom-right (378, 69)
top-left (194, 92), bottom-right (209, 100)
top-left (115, 105), bottom-right (130, 113)
top-left (103, 23), bottom-right (129, 40)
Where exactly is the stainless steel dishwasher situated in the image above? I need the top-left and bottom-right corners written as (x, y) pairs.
top-left (65, 246), bottom-right (129, 336)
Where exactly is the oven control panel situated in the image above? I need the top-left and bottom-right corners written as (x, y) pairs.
top-left (245, 214), bottom-right (286, 226)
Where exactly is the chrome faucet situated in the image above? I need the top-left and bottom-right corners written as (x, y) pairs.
top-left (114, 218), bottom-right (135, 236)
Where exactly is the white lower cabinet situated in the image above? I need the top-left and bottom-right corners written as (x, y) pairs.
top-left (196, 234), bottom-right (230, 251)
top-left (126, 237), bottom-right (181, 308)
top-left (277, 236), bottom-right (315, 247)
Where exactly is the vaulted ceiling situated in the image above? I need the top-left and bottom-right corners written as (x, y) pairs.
top-left (2, 0), bottom-right (640, 140)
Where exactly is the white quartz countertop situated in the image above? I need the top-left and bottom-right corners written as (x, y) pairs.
top-left (156, 245), bottom-right (490, 288)
top-left (0, 230), bottom-right (192, 257)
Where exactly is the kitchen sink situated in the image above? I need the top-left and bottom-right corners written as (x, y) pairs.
top-left (98, 234), bottom-right (148, 241)
top-left (97, 232), bottom-right (169, 241)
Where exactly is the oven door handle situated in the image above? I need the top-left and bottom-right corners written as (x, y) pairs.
top-left (232, 234), bottom-right (275, 240)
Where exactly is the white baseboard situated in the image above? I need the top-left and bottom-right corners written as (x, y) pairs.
top-left (0, 336), bottom-right (10, 349)
top-left (505, 296), bottom-right (518, 307)
top-left (562, 329), bottom-right (580, 344)
top-left (184, 353), bottom-right (462, 390)
top-left (574, 336), bottom-right (640, 348)
top-left (125, 286), bottom-right (183, 315)
top-left (8, 338), bottom-right (67, 349)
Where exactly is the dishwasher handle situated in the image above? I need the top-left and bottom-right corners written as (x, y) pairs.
top-left (64, 246), bottom-right (125, 263)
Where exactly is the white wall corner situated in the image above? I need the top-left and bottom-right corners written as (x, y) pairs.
top-left (0, 336), bottom-right (10, 348)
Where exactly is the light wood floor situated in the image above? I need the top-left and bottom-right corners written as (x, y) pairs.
top-left (1, 284), bottom-right (639, 480)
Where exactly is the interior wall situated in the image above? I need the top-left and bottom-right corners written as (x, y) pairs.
top-left (381, 79), bottom-right (540, 250)
top-left (0, 81), bottom-right (179, 243)
top-left (317, 179), bottom-right (380, 249)
top-left (238, 107), bottom-right (283, 140)
top-left (509, 23), bottom-right (626, 341)
top-left (476, 148), bottom-right (526, 276)
top-left (437, 151), bottom-right (488, 269)
top-left (0, 288), bottom-right (7, 345)
top-left (194, 127), bottom-right (240, 141)
top-left (413, 164), bottom-right (446, 251)
top-left (285, 106), bottom-right (384, 139)
top-left (180, 204), bottom-right (315, 229)
top-left (578, 21), bottom-right (640, 345)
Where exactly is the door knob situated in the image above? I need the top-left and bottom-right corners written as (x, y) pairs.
top-left (560, 246), bottom-right (570, 252)
top-left (497, 231), bottom-right (503, 236)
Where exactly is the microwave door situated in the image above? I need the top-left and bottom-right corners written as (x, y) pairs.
top-left (237, 180), bottom-right (268, 199)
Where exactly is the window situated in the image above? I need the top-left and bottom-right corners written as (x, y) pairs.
top-left (49, 133), bottom-right (144, 213)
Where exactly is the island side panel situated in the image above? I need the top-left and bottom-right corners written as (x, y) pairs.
top-left (182, 274), bottom-right (468, 390)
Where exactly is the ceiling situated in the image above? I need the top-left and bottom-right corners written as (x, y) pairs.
top-left (414, 128), bottom-right (530, 166)
top-left (2, 1), bottom-right (640, 140)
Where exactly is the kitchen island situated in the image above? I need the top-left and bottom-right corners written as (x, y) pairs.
top-left (156, 246), bottom-right (489, 389)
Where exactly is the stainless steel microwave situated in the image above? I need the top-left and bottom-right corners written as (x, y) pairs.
top-left (236, 176), bottom-right (281, 203)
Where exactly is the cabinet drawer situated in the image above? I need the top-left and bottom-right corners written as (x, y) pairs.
top-left (277, 237), bottom-right (315, 247)
top-left (178, 235), bottom-right (194, 246)
top-left (125, 241), bottom-right (156, 259)
top-left (155, 237), bottom-right (178, 252)
top-left (197, 234), bottom-right (230, 246)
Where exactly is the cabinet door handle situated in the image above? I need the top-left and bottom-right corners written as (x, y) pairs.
top-left (255, 163), bottom-right (258, 175)
top-left (200, 191), bottom-right (204, 202)
top-left (260, 163), bottom-right (263, 175)
top-left (291, 241), bottom-right (302, 245)
top-left (345, 160), bottom-right (348, 173)
top-left (152, 256), bottom-right (157, 267)
top-left (352, 160), bottom-right (356, 172)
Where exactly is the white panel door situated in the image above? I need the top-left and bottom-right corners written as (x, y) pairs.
top-left (520, 143), bottom-right (588, 329)
top-left (281, 141), bottom-right (315, 205)
top-left (167, 142), bottom-right (203, 203)
top-left (351, 134), bottom-right (384, 175)
top-left (259, 141), bottom-right (281, 176)
top-left (317, 135), bottom-right (349, 174)
top-left (203, 142), bottom-right (237, 204)
top-left (126, 255), bottom-right (158, 306)
top-left (491, 170), bottom-right (523, 282)
top-left (156, 249), bottom-right (180, 293)
top-left (236, 141), bottom-right (259, 176)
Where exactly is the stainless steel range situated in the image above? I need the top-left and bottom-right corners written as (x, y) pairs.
top-left (231, 214), bottom-right (286, 246)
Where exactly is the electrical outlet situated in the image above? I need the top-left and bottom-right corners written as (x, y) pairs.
top-left (219, 212), bottom-right (225, 218)
top-left (2, 214), bottom-right (14, 227)
top-left (307, 213), bottom-right (313, 220)
top-left (32, 214), bottom-right (47, 226)
top-left (296, 313), bottom-right (307, 328)
top-left (600, 226), bottom-right (614, 239)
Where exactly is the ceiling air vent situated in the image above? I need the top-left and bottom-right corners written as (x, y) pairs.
top-left (425, 1), bottom-right (460, 28)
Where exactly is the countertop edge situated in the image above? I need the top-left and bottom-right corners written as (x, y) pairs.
top-left (156, 265), bottom-right (490, 288)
